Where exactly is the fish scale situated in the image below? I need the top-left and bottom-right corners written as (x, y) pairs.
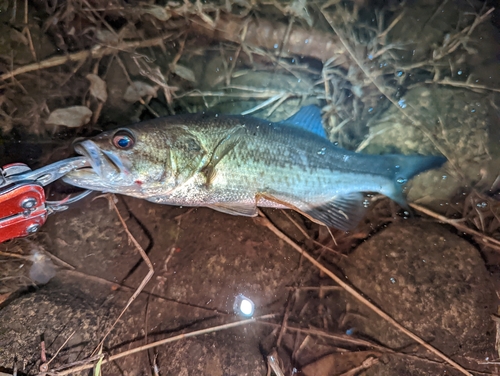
top-left (63, 106), bottom-right (446, 230)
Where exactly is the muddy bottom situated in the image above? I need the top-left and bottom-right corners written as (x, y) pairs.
top-left (0, 194), bottom-right (498, 376)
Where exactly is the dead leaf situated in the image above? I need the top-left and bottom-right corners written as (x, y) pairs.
top-left (141, 5), bottom-right (171, 21)
top-left (493, 312), bottom-right (500, 358)
top-left (46, 106), bottom-right (92, 128)
top-left (86, 74), bottom-right (108, 102)
top-left (123, 81), bottom-right (158, 102)
top-left (9, 28), bottom-right (28, 45)
top-left (0, 292), bottom-right (12, 305)
top-left (96, 29), bottom-right (120, 45)
top-left (170, 63), bottom-right (197, 82)
top-left (285, 0), bottom-right (314, 27)
top-left (302, 351), bottom-right (380, 376)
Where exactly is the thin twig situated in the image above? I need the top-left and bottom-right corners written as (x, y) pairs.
top-left (281, 210), bottom-right (342, 255)
top-left (0, 33), bottom-right (174, 81)
top-left (22, 0), bottom-right (36, 62)
top-left (410, 203), bottom-right (500, 250)
top-left (268, 320), bottom-right (494, 375)
top-left (0, 251), bottom-right (30, 260)
top-left (39, 248), bottom-right (76, 270)
top-left (338, 357), bottom-right (379, 376)
top-left (92, 195), bottom-right (155, 354)
top-left (39, 330), bottom-right (76, 372)
top-left (59, 269), bottom-right (226, 314)
top-left (261, 321), bottom-right (390, 352)
top-left (257, 210), bottom-right (472, 376)
top-left (378, 10), bottom-right (405, 40)
top-left (226, 20), bottom-right (249, 86)
top-left (46, 354), bottom-right (104, 374)
top-left (44, 314), bottom-right (275, 375)
top-left (276, 290), bottom-right (293, 348)
top-left (424, 79), bottom-right (500, 93)
top-left (267, 349), bottom-right (285, 376)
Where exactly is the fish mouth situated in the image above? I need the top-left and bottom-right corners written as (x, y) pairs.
top-left (74, 140), bottom-right (125, 179)
top-left (62, 140), bottom-right (131, 190)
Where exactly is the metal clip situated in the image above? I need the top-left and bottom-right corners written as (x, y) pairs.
top-left (1, 157), bottom-right (89, 187)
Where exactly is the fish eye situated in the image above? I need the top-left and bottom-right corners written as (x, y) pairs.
top-left (112, 130), bottom-right (135, 150)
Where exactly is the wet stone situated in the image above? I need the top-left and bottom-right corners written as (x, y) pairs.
top-left (0, 276), bottom-right (117, 373)
top-left (155, 329), bottom-right (267, 376)
top-left (339, 220), bottom-right (496, 360)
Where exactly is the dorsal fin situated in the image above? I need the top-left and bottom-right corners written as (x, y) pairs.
top-left (279, 105), bottom-right (328, 139)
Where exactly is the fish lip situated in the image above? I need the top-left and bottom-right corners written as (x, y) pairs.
top-left (74, 140), bottom-right (104, 177)
top-left (74, 140), bottom-right (125, 179)
top-left (102, 149), bottom-right (127, 174)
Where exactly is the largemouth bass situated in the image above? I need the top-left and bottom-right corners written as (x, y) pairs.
top-left (63, 106), bottom-right (446, 230)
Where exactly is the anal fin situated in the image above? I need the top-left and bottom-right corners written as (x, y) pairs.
top-left (303, 192), bottom-right (367, 231)
top-left (259, 191), bottom-right (367, 231)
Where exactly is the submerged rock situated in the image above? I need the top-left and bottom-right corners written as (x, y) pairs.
top-left (339, 220), bottom-right (496, 370)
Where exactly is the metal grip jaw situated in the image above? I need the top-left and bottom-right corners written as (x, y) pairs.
top-left (0, 179), bottom-right (47, 242)
top-left (0, 157), bottom-right (89, 242)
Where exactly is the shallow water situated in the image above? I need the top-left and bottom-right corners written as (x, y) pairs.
top-left (0, 1), bottom-right (499, 375)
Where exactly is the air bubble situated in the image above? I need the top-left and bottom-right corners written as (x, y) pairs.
top-left (29, 250), bottom-right (56, 284)
top-left (396, 177), bottom-right (407, 184)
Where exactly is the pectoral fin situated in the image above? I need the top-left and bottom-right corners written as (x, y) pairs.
top-left (201, 126), bottom-right (246, 186)
top-left (207, 202), bottom-right (258, 217)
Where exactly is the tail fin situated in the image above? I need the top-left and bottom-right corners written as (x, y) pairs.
top-left (385, 154), bottom-right (447, 208)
